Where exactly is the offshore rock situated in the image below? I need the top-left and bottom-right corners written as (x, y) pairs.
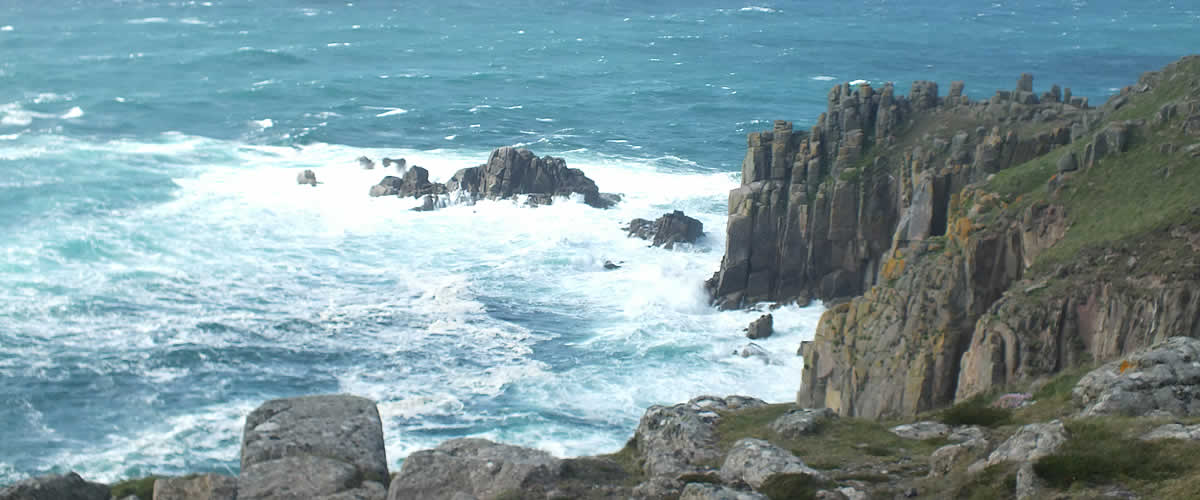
top-left (718, 438), bottom-right (826, 489)
top-left (296, 169), bottom-right (318, 186)
top-left (388, 438), bottom-right (562, 500)
top-left (627, 210), bottom-right (704, 249)
top-left (0, 472), bottom-right (108, 500)
top-left (239, 394), bottom-right (388, 500)
top-left (358, 156), bottom-right (375, 169)
top-left (369, 166), bottom-right (446, 198)
top-left (1074, 337), bottom-right (1200, 417)
top-left (744, 313), bottom-right (773, 340)
top-left (448, 147), bottom-right (612, 208)
top-left (153, 474), bottom-right (237, 500)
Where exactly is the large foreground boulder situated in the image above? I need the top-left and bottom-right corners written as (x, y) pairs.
top-left (239, 394), bottom-right (388, 500)
top-left (635, 396), bottom-right (767, 479)
top-left (387, 438), bottom-right (563, 500)
top-left (448, 147), bottom-right (613, 208)
top-left (1074, 336), bottom-right (1200, 417)
top-left (154, 474), bottom-right (237, 500)
top-left (0, 472), bottom-right (108, 500)
top-left (626, 211), bottom-right (704, 249)
top-left (970, 420), bottom-right (1066, 473)
top-left (719, 438), bottom-right (826, 489)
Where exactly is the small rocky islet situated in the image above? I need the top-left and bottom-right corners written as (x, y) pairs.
top-left (8, 55), bottom-right (1200, 499)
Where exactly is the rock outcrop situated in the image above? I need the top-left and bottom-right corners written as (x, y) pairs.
top-left (627, 211), bottom-right (705, 249)
top-left (634, 396), bottom-right (766, 479)
top-left (297, 169), bottom-right (318, 186)
top-left (448, 147), bottom-right (614, 208)
top-left (0, 472), bottom-right (108, 500)
top-left (971, 420), bottom-right (1067, 471)
top-left (239, 394), bottom-right (388, 500)
top-left (154, 474), bottom-right (237, 500)
top-left (388, 439), bottom-right (563, 500)
top-left (719, 438), bottom-right (826, 489)
top-left (369, 166), bottom-right (446, 198)
top-left (744, 314), bottom-right (773, 340)
top-left (768, 407), bottom-right (835, 438)
top-left (680, 483), bottom-right (768, 500)
top-left (1074, 337), bottom-right (1200, 417)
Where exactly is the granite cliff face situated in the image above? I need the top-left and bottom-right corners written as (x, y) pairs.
top-left (708, 56), bottom-right (1200, 418)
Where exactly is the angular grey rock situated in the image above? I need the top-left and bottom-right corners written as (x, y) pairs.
top-left (154, 474), bottom-right (238, 500)
top-left (719, 438), bottom-right (826, 489)
top-left (297, 169), bottom-right (318, 186)
top-left (0, 472), bottom-right (108, 500)
top-left (626, 211), bottom-right (704, 249)
top-left (632, 477), bottom-right (684, 499)
top-left (680, 483), bottom-right (768, 500)
top-left (635, 396), bottom-right (766, 478)
top-left (1016, 73), bottom-right (1034, 93)
top-left (768, 408), bottom-right (836, 438)
top-left (240, 395), bottom-right (388, 500)
top-left (928, 437), bottom-right (989, 477)
top-left (889, 421), bottom-right (951, 440)
top-left (369, 166), bottom-right (447, 199)
top-left (358, 156), bottom-right (375, 169)
top-left (1015, 462), bottom-right (1044, 500)
top-left (744, 314), bottom-right (773, 340)
top-left (1056, 151), bottom-right (1078, 173)
top-left (388, 438), bottom-right (562, 500)
top-left (973, 420), bottom-right (1066, 471)
top-left (1141, 423), bottom-right (1200, 441)
top-left (947, 425), bottom-right (987, 443)
top-left (382, 157), bottom-right (406, 171)
top-left (1074, 337), bottom-right (1200, 417)
top-left (448, 147), bottom-right (611, 208)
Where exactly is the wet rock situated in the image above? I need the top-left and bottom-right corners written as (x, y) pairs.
top-left (358, 156), bottom-right (375, 169)
top-left (744, 314), bottom-right (773, 340)
top-left (603, 260), bottom-right (621, 270)
top-left (768, 408), bottom-right (836, 438)
top-left (448, 147), bottom-right (611, 208)
top-left (0, 472), bottom-right (108, 500)
top-left (297, 169), bottom-right (318, 186)
top-left (240, 394), bottom-right (388, 500)
top-left (626, 211), bottom-right (704, 249)
top-left (154, 474), bottom-right (238, 500)
top-left (388, 438), bottom-right (562, 500)
top-left (889, 421), bottom-right (950, 440)
top-left (971, 421), bottom-right (1066, 472)
top-left (382, 157), bottom-right (406, 171)
top-left (719, 438), bottom-right (826, 489)
top-left (635, 396), bottom-right (765, 478)
top-left (736, 343), bottom-right (771, 363)
top-left (679, 483), bottom-right (767, 500)
top-left (1075, 337), bottom-right (1200, 417)
top-left (1141, 423), bottom-right (1200, 441)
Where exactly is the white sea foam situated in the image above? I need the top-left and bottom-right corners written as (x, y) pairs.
top-left (127, 17), bottom-right (169, 24)
top-left (251, 118), bottom-right (273, 129)
top-left (371, 107), bottom-right (409, 117)
top-left (61, 107), bottom-right (84, 119)
top-left (179, 17), bottom-right (209, 26)
top-left (849, 79), bottom-right (869, 86)
top-left (1, 25), bottom-right (13, 31)
top-left (535, 117), bottom-right (554, 122)
top-left (739, 6), bottom-right (778, 13)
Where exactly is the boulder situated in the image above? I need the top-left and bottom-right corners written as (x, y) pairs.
top-left (744, 314), bottom-right (773, 340)
top-left (736, 343), bottom-right (771, 363)
top-left (635, 396), bottom-right (766, 478)
top-left (971, 420), bottom-right (1066, 472)
top-left (1141, 423), bottom-right (1200, 441)
top-left (447, 147), bottom-right (612, 208)
top-left (297, 169), bottom-right (318, 186)
top-left (382, 157), bottom-right (406, 171)
top-left (369, 167), bottom-right (447, 199)
top-left (928, 437), bottom-right (990, 477)
top-left (239, 394), bottom-right (388, 500)
top-left (1074, 337), bottom-right (1200, 417)
top-left (603, 260), bottom-right (621, 270)
top-left (889, 421), bottom-right (950, 440)
top-left (768, 408), bottom-right (836, 438)
top-left (1055, 151), bottom-right (1077, 173)
top-left (680, 483), bottom-right (768, 500)
top-left (153, 474), bottom-right (237, 500)
top-left (626, 211), bottom-right (704, 249)
top-left (718, 438), bottom-right (826, 489)
top-left (1015, 462), bottom-right (1045, 500)
top-left (0, 472), bottom-right (108, 500)
top-left (358, 156), bottom-right (375, 169)
top-left (388, 438), bottom-right (562, 500)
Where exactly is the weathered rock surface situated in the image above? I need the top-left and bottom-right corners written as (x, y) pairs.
top-left (358, 156), bottom-right (375, 169)
top-left (635, 396), bottom-right (766, 478)
top-left (240, 394), bottom-right (388, 500)
top-left (928, 437), bottom-right (990, 477)
top-left (153, 474), bottom-right (238, 500)
top-left (1015, 462), bottom-right (1045, 500)
top-left (369, 166), bottom-right (446, 199)
top-left (889, 421), bottom-right (950, 440)
top-left (297, 169), bottom-right (318, 186)
top-left (388, 438), bottom-right (562, 500)
top-left (1141, 423), bottom-right (1200, 441)
top-left (448, 147), bottom-right (613, 208)
top-left (1074, 337), bottom-right (1200, 417)
top-left (768, 407), bottom-right (836, 438)
top-left (0, 472), bottom-right (108, 500)
top-left (744, 314), bottom-right (773, 340)
top-left (627, 211), bottom-right (704, 249)
top-left (973, 421), bottom-right (1066, 471)
top-left (679, 483), bottom-right (768, 500)
top-left (719, 438), bottom-right (826, 489)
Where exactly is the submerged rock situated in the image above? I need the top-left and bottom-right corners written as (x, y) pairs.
top-left (358, 156), bottom-right (375, 169)
top-left (382, 157), bottom-right (406, 171)
top-left (0, 472), bottom-right (108, 500)
top-left (388, 438), bottom-right (562, 500)
top-left (296, 169), bottom-right (318, 186)
top-left (626, 210), bottom-right (704, 249)
top-left (239, 394), bottom-right (388, 500)
top-left (1074, 337), bottom-right (1200, 417)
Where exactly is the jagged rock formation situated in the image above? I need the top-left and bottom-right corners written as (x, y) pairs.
top-left (1073, 336), bottom-right (1200, 417)
top-left (781, 56), bottom-right (1200, 418)
top-left (627, 210), bottom-right (705, 249)
top-left (0, 472), bottom-right (108, 500)
top-left (744, 314), bottom-right (772, 340)
top-left (388, 439), bottom-right (564, 500)
top-left (448, 146), bottom-right (615, 208)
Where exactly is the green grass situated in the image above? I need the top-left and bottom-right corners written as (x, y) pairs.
top-left (1034, 418), bottom-right (1186, 488)
top-left (109, 476), bottom-right (160, 500)
top-left (938, 396), bottom-right (1012, 428)
top-left (758, 473), bottom-right (831, 500)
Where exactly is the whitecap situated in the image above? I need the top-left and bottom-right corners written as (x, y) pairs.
top-left (0, 25), bottom-right (13, 31)
top-left (444, 135), bottom-right (457, 140)
top-left (33, 93), bottom-right (68, 104)
top-left (179, 18), bottom-right (209, 26)
top-left (739, 6), bottom-right (777, 13)
top-left (114, 97), bottom-right (126, 103)
top-left (535, 118), bottom-right (554, 122)
top-left (326, 42), bottom-right (351, 47)
top-left (61, 107), bottom-right (84, 119)
top-left (468, 105), bottom-right (491, 113)
top-left (469, 124), bottom-right (480, 128)
top-left (127, 17), bottom-right (169, 24)
top-left (849, 79), bottom-right (868, 86)
top-left (504, 105), bottom-right (523, 110)
top-left (605, 139), bottom-right (628, 143)
top-left (811, 75), bottom-right (836, 81)
top-left (0, 133), bottom-right (20, 140)
top-left (252, 80), bottom-right (274, 87)
top-left (252, 118), bottom-right (273, 129)
top-left (374, 108), bottom-right (408, 117)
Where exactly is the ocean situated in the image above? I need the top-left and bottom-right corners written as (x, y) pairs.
top-left (1, 0), bottom-right (1196, 484)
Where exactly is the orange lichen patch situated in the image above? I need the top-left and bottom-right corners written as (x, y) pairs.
top-left (949, 217), bottom-right (972, 246)
top-left (1119, 360), bottom-right (1133, 374)
top-left (882, 257), bottom-right (907, 280)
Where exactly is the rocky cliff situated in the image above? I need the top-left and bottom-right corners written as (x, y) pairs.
top-left (706, 56), bottom-right (1200, 418)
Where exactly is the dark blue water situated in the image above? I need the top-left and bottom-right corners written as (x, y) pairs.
top-left (1, 0), bottom-right (1196, 485)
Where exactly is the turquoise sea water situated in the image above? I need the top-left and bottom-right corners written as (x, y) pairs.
top-left (1, 0), bottom-right (1197, 484)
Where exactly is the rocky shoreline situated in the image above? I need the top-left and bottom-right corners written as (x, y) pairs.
top-left (6, 55), bottom-right (1200, 499)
